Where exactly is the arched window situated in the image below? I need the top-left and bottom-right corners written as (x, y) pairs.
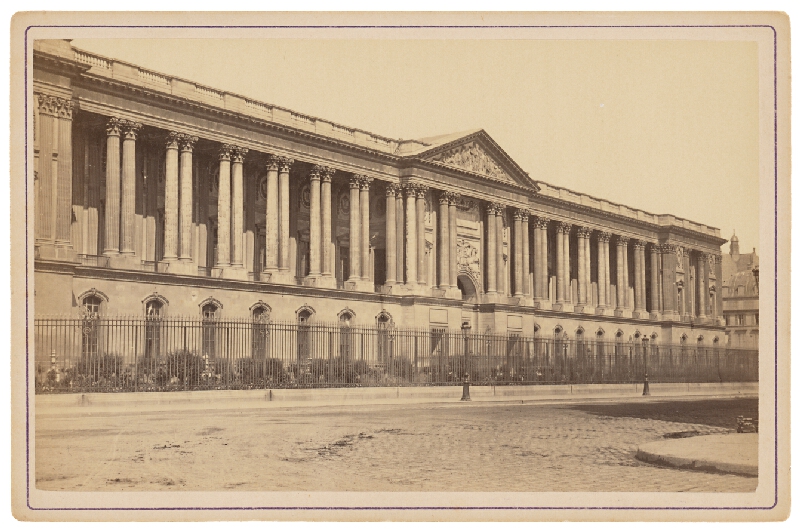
top-left (251, 303), bottom-right (271, 359)
top-left (144, 299), bottom-right (164, 359)
top-left (80, 295), bottom-right (103, 355)
top-left (295, 305), bottom-right (315, 369)
top-left (376, 311), bottom-right (393, 364)
top-left (201, 301), bottom-right (220, 359)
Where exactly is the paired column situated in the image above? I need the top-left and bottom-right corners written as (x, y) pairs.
top-left (661, 244), bottom-right (677, 317)
top-left (395, 186), bottom-right (405, 285)
top-left (438, 192), bottom-right (451, 289)
top-left (615, 236), bottom-right (628, 314)
top-left (264, 155), bottom-right (280, 274)
top-left (576, 226), bottom-right (591, 308)
top-left (533, 217), bottom-right (549, 303)
top-left (512, 210), bottom-right (524, 297)
top-left (308, 166), bottom-right (323, 278)
top-left (415, 185), bottom-right (427, 287)
top-left (448, 193), bottom-right (459, 293)
top-left (649, 244), bottom-right (661, 319)
top-left (632, 240), bottom-right (646, 317)
top-left (320, 167), bottom-right (335, 281)
top-left (485, 203), bottom-right (498, 294)
top-left (34, 94), bottom-right (76, 261)
top-left (162, 132), bottom-right (180, 261)
top-left (385, 184), bottom-right (399, 285)
top-left (278, 157), bottom-right (293, 274)
top-left (215, 144), bottom-right (234, 269)
top-left (597, 231), bottom-right (611, 312)
top-left (520, 210), bottom-right (530, 300)
top-left (697, 251), bottom-right (707, 320)
top-left (555, 221), bottom-right (571, 307)
top-left (178, 135), bottom-right (197, 263)
top-left (230, 147), bottom-right (248, 271)
top-left (361, 176), bottom-right (374, 283)
top-left (494, 204), bottom-right (505, 296)
top-left (404, 185), bottom-right (417, 285)
top-left (348, 175), bottom-right (362, 281)
top-left (119, 120), bottom-right (141, 256)
top-left (103, 118), bottom-right (122, 256)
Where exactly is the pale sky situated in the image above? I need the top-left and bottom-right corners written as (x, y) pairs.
top-left (71, 38), bottom-right (760, 254)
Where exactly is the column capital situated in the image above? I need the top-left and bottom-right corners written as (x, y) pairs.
top-left (650, 243), bottom-right (660, 254)
top-left (358, 175), bottom-right (374, 190)
top-left (556, 221), bottom-right (572, 234)
top-left (321, 166), bottom-right (336, 182)
top-left (386, 183), bottom-right (402, 197)
top-left (487, 202), bottom-right (505, 215)
top-left (659, 243), bottom-right (677, 254)
top-left (309, 165), bottom-right (323, 182)
top-left (443, 191), bottom-right (461, 204)
top-left (414, 184), bottom-right (428, 198)
top-left (632, 240), bottom-right (646, 250)
top-left (37, 94), bottom-right (74, 119)
top-left (617, 235), bottom-right (629, 246)
top-left (534, 216), bottom-right (549, 230)
top-left (177, 134), bottom-right (198, 152)
top-left (231, 146), bottom-right (249, 163)
top-left (164, 131), bottom-right (180, 149)
top-left (106, 117), bottom-right (123, 137)
top-left (350, 175), bottom-right (362, 189)
top-left (218, 144), bottom-right (235, 162)
top-left (513, 208), bottom-right (530, 221)
top-left (119, 119), bottom-right (142, 140)
top-left (277, 156), bottom-right (294, 173)
top-left (597, 231), bottom-right (611, 242)
top-left (265, 154), bottom-right (280, 171)
top-left (576, 225), bottom-right (592, 238)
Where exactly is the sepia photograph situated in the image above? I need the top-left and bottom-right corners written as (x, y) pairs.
top-left (9, 11), bottom-right (790, 522)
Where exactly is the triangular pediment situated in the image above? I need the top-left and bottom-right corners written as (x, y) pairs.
top-left (413, 130), bottom-right (539, 192)
top-left (426, 141), bottom-right (514, 183)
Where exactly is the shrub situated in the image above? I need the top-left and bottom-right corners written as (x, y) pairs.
top-left (73, 353), bottom-right (125, 384)
top-left (236, 357), bottom-right (285, 385)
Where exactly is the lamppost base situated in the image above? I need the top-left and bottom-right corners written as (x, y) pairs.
top-left (642, 379), bottom-right (650, 396)
top-left (461, 381), bottom-right (471, 401)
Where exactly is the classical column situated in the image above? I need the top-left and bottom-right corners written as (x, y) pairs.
top-left (360, 176), bottom-right (373, 282)
top-left (308, 165), bottom-right (323, 277)
top-left (162, 132), bottom-right (179, 261)
top-left (278, 157), bottom-right (294, 274)
top-left (495, 205), bottom-right (505, 296)
top-left (576, 226), bottom-right (590, 307)
top-left (230, 146), bottom-right (248, 270)
top-left (119, 120), bottom-right (142, 256)
top-left (448, 193), bottom-right (459, 292)
top-left (661, 244), bottom-right (676, 316)
top-left (584, 230), bottom-right (592, 305)
top-left (348, 175), bottom-right (362, 281)
top-left (649, 244), bottom-right (660, 318)
top-left (697, 251), bottom-right (707, 320)
top-left (513, 209), bottom-right (524, 297)
top-left (632, 240), bottom-right (645, 316)
top-left (533, 217), bottom-right (548, 302)
top-left (563, 223), bottom-right (571, 303)
top-left (321, 167), bottom-right (336, 279)
top-left (416, 185), bottom-right (428, 286)
top-left (615, 236), bottom-right (628, 313)
top-left (521, 210), bottom-right (530, 299)
top-left (438, 192), bottom-right (450, 289)
top-left (555, 222), bottom-right (568, 305)
top-left (485, 203), bottom-right (497, 294)
top-left (404, 185), bottom-right (418, 285)
top-left (178, 135), bottom-right (197, 263)
top-left (385, 184), bottom-right (399, 286)
top-left (597, 231), bottom-right (610, 310)
top-left (264, 155), bottom-right (280, 274)
top-left (103, 117), bottom-right (122, 255)
top-left (396, 187), bottom-right (405, 284)
top-left (215, 144), bottom-right (234, 268)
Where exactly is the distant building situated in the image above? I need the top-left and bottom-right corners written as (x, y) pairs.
top-left (721, 233), bottom-right (759, 348)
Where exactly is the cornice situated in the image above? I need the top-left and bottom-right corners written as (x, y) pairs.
top-left (33, 50), bottom-right (91, 79)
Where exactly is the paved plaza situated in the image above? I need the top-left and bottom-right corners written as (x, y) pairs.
top-left (35, 397), bottom-right (758, 493)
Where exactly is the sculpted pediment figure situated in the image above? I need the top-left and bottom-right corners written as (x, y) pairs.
top-left (426, 141), bottom-right (514, 183)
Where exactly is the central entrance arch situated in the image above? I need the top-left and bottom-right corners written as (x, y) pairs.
top-left (456, 274), bottom-right (478, 303)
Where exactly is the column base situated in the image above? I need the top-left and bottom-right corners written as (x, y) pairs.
top-left (632, 310), bottom-right (649, 320)
top-left (344, 279), bottom-right (375, 293)
top-left (594, 306), bottom-right (607, 315)
top-left (220, 266), bottom-right (249, 281)
top-left (108, 253), bottom-right (141, 270)
top-left (553, 302), bottom-right (573, 312)
top-left (614, 308), bottom-right (625, 317)
top-left (165, 259), bottom-right (197, 276)
top-left (534, 299), bottom-right (552, 310)
top-left (445, 287), bottom-right (463, 300)
top-left (649, 311), bottom-right (661, 321)
top-left (303, 275), bottom-right (338, 289)
top-left (36, 243), bottom-right (77, 263)
top-left (574, 304), bottom-right (585, 314)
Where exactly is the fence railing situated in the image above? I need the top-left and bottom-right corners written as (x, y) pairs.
top-left (33, 317), bottom-right (758, 393)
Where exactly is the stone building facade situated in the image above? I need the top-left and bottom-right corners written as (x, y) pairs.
top-left (721, 234), bottom-right (759, 348)
top-left (32, 40), bottom-right (727, 346)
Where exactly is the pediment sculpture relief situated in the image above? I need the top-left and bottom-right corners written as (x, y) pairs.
top-left (427, 142), bottom-right (513, 183)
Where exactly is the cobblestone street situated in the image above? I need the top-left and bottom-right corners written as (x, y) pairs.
top-left (35, 398), bottom-right (758, 492)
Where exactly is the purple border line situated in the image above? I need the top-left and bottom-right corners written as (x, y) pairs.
top-left (23, 23), bottom-right (779, 513)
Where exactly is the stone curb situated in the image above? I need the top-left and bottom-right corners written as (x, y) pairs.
top-left (636, 433), bottom-right (758, 477)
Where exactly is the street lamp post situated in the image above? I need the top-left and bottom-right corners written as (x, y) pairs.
top-left (642, 336), bottom-right (650, 396)
top-left (461, 321), bottom-right (471, 401)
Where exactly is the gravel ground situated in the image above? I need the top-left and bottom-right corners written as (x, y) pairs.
top-left (35, 397), bottom-right (758, 492)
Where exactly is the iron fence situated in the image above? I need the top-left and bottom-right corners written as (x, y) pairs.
top-left (33, 316), bottom-right (758, 393)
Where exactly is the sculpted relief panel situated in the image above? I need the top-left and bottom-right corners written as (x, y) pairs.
top-left (457, 237), bottom-right (482, 290)
top-left (427, 142), bottom-right (513, 183)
